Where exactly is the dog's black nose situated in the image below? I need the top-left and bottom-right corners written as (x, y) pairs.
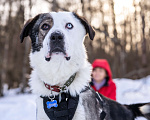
top-left (50, 31), bottom-right (64, 43)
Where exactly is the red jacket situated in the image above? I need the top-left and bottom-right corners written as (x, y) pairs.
top-left (91, 59), bottom-right (116, 101)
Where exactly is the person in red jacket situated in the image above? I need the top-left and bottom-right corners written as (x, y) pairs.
top-left (90, 59), bottom-right (116, 101)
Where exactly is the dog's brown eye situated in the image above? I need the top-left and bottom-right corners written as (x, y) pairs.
top-left (41, 24), bottom-right (50, 30)
top-left (65, 23), bottom-right (73, 29)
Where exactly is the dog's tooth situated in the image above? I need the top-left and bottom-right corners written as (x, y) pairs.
top-left (45, 57), bottom-right (51, 61)
top-left (65, 57), bottom-right (70, 61)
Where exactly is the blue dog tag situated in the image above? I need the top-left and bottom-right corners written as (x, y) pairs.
top-left (46, 100), bottom-right (58, 109)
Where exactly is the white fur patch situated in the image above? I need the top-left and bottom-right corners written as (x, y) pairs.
top-left (36, 97), bottom-right (49, 120)
top-left (72, 97), bottom-right (86, 120)
top-left (29, 60), bottom-right (92, 97)
top-left (140, 104), bottom-right (150, 114)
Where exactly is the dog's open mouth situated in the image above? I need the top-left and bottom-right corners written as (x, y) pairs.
top-left (45, 47), bottom-right (70, 62)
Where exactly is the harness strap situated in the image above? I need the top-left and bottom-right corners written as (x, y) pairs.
top-left (95, 92), bottom-right (106, 120)
top-left (54, 110), bottom-right (68, 117)
top-left (96, 91), bottom-right (103, 107)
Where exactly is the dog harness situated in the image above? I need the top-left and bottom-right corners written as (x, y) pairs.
top-left (41, 73), bottom-right (106, 120)
top-left (41, 92), bottom-right (79, 120)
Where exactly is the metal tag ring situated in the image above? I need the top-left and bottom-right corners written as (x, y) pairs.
top-left (48, 94), bottom-right (55, 101)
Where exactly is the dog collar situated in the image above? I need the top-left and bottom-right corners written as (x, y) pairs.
top-left (44, 73), bottom-right (77, 92)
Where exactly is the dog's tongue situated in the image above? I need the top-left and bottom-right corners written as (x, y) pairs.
top-left (45, 53), bottom-right (51, 61)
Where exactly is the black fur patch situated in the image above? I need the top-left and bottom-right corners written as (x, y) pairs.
top-left (29, 14), bottom-right (53, 52)
top-left (20, 13), bottom-right (53, 52)
top-left (73, 12), bottom-right (95, 40)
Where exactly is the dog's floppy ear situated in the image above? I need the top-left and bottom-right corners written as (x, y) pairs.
top-left (73, 13), bottom-right (95, 40)
top-left (20, 14), bottom-right (41, 43)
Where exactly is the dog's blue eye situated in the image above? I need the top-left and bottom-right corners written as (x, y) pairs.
top-left (66, 23), bottom-right (73, 29)
top-left (41, 24), bottom-right (50, 30)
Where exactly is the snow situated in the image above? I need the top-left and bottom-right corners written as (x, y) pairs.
top-left (114, 75), bottom-right (150, 120)
top-left (114, 75), bottom-right (150, 104)
top-left (0, 94), bottom-right (37, 120)
top-left (0, 76), bottom-right (150, 120)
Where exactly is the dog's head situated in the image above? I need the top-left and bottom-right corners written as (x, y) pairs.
top-left (20, 12), bottom-right (95, 62)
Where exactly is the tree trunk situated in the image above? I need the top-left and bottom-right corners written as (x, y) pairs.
top-left (20, 1), bottom-right (30, 93)
top-left (110, 0), bottom-right (118, 77)
top-left (140, 8), bottom-right (147, 68)
top-left (1, 0), bottom-right (12, 90)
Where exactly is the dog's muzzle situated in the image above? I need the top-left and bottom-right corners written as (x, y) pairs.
top-left (45, 31), bottom-right (70, 61)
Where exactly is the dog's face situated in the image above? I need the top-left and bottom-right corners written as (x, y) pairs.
top-left (20, 12), bottom-right (95, 62)
top-left (20, 12), bottom-right (95, 85)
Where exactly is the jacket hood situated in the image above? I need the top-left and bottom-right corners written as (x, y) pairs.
top-left (92, 59), bottom-right (112, 81)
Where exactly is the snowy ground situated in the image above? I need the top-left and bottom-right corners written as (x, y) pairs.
top-left (0, 76), bottom-right (150, 120)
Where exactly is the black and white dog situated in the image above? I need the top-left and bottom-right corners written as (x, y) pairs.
top-left (20, 12), bottom-right (150, 120)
